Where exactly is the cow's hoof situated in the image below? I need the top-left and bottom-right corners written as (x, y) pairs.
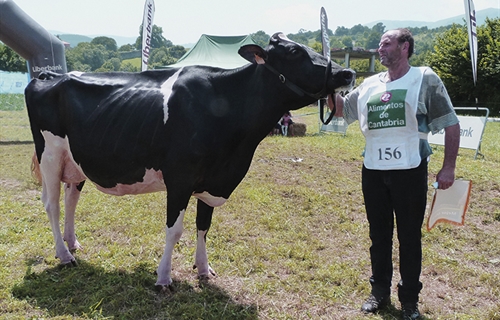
top-left (69, 244), bottom-right (83, 253)
top-left (198, 274), bottom-right (211, 281)
top-left (197, 274), bottom-right (212, 287)
top-left (155, 284), bottom-right (174, 294)
top-left (59, 259), bottom-right (78, 268)
top-left (193, 264), bottom-right (217, 278)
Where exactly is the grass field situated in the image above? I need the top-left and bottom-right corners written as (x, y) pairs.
top-left (1, 94), bottom-right (499, 319)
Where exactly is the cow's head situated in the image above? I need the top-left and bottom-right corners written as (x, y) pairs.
top-left (238, 33), bottom-right (355, 102)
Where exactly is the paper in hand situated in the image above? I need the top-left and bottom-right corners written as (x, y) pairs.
top-left (427, 180), bottom-right (472, 231)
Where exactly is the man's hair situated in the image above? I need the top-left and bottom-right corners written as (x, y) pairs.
top-left (396, 28), bottom-right (414, 59)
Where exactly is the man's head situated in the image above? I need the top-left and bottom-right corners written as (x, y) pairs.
top-left (378, 28), bottom-right (414, 67)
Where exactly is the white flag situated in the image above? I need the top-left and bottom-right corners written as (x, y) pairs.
top-left (320, 7), bottom-right (330, 61)
top-left (464, 0), bottom-right (478, 85)
top-left (141, 0), bottom-right (155, 71)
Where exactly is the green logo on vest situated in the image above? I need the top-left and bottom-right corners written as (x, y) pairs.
top-left (367, 89), bottom-right (407, 130)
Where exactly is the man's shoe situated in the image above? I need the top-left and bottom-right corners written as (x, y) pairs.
top-left (401, 302), bottom-right (421, 320)
top-left (361, 294), bottom-right (390, 313)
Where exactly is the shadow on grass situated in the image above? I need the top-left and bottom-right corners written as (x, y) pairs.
top-left (373, 302), bottom-right (432, 320)
top-left (12, 258), bottom-right (258, 319)
top-left (0, 140), bottom-right (33, 145)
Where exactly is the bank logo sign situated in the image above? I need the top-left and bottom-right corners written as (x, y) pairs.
top-left (366, 89), bottom-right (407, 130)
top-left (31, 64), bottom-right (64, 73)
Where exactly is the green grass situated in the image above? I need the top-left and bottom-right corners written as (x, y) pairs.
top-left (122, 57), bottom-right (141, 70)
top-left (1, 98), bottom-right (499, 319)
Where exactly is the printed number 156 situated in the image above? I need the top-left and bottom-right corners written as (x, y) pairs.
top-left (378, 147), bottom-right (402, 160)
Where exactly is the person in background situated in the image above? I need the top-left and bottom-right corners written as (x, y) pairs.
top-left (331, 28), bottom-right (460, 319)
top-left (280, 111), bottom-right (293, 136)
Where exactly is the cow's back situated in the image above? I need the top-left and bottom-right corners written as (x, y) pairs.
top-left (25, 70), bottom-right (182, 188)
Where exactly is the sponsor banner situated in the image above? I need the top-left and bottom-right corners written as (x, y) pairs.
top-left (0, 71), bottom-right (30, 94)
top-left (141, 0), bottom-right (155, 71)
top-left (464, 0), bottom-right (478, 85)
top-left (428, 115), bottom-right (486, 150)
top-left (321, 115), bottom-right (348, 134)
top-left (320, 7), bottom-right (330, 60)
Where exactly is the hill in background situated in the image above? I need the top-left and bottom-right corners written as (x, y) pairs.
top-left (365, 7), bottom-right (499, 30)
top-left (53, 33), bottom-right (136, 48)
top-left (55, 34), bottom-right (92, 47)
top-left (52, 8), bottom-right (499, 48)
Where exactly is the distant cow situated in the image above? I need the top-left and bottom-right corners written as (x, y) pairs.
top-left (25, 33), bottom-right (355, 291)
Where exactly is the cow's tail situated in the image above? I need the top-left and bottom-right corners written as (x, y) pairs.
top-left (31, 151), bottom-right (42, 185)
top-left (25, 76), bottom-right (51, 186)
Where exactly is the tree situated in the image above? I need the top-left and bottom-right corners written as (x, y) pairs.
top-left (350, 24), bottom-right (369, 35)
top-left (66, 42), bottom-right (108, 71)
top-left (118, 44), bottom-right (135, 52)
top-left (148, 47), bottom-right (177, 68)
top-left (91, 36), bottom-right (118, 52)
top-left (95, 57), bottom-right (121, 72)
top-left (287, 32), bottom-right (309, 45)
top-left (311, 41), bottom-right (322, 54)
top-left (340, 36), bottom-right (354, 48)
top-left (371, 22), bottom-right (386, 34)
top-left (365, 31), bottom-right (382, 50)
top-left (334, 26), bottom-right (349, 37)
top-left (427, 18), bottom-right (500, 113)
top-left (134, 25), bottom-right (172, 50)
top-left (251, 31), bottom-right (271, 48)
top-left (167, 45), bottom-right (187, 59)
top-left (0, 44), bottom-right (26, 72)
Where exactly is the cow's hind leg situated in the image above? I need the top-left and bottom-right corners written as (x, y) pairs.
top-left (40, 164), bottom-right (76, 266)
top-left (156, 191), bottom-right (191, 291)
top-left (194, 199), bottom-right (216, 280)
top-left (63, 181), bottom-right (85, 253)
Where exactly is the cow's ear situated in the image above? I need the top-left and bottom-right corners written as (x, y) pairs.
top-left (238, 45), bottom-right (268, 64)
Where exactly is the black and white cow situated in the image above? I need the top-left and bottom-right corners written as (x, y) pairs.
top-left (25, 33), bottom-right (355, 291)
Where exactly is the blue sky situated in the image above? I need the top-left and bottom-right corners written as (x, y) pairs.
top-left (10, 0), bottom-right (500, 45)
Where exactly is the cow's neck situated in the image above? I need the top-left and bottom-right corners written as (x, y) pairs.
top-left (230, 64), bottom-right (311, 139)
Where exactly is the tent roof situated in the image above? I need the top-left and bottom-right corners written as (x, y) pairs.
top-left (164, 34), bottom-right (257, 69)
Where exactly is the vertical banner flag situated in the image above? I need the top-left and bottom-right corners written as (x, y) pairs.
top-left (141, 0), bottom-right (155, 71)
top-left (319, 7), bottom-right (335, 125)
top-left (320, 7), bottom-right (330, 61)
top-left (464, 0), bottom-right (478, 85)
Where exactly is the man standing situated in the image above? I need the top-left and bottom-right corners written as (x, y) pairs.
top-left (332, 28), bottom-right (460, 319)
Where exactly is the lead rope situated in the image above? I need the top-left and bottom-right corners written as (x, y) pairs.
top-left (319, 95), bottom-right (336, 125)
top-left (262, 60), bottom-right (332, 101)
top-left (261, 59), bottom-right (337, 125)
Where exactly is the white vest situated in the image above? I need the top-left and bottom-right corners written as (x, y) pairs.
top-left (358, 67), bottom-right (426, 170)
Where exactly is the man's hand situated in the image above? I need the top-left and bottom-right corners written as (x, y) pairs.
top-left (435, 167), bottom-right (455, 190)
top-left (436, 123), bottom-right (460, 190)
top-left (329, 94), bottom-right (344, 118)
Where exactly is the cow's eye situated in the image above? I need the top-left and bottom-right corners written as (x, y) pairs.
top-left (289, 49), bottom-right (301, 57)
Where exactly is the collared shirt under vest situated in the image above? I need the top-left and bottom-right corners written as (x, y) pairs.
top-left (357, 67), bottom-right (428, 170)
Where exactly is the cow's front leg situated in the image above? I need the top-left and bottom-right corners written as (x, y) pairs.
top-left (194, 199), bottom-right (216, 280)
top-left (63, 182), bottom-right (85, 252)
top-left (156, 208), bottom-right (186, 291)
top-left (41, 170), bottom-right (76, 266)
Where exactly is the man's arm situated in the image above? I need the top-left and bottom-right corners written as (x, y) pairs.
top-left (436, 123), bottom-right (460, 189)
top-left (330, 94), bottom-right (344, 118)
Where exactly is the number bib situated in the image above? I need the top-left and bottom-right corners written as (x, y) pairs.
top-left (371, 142), bottom-right (408, 168)
top-left (357, 67), bottom-right (425, 170)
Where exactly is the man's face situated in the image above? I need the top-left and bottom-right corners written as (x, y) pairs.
top-left (378, 31), bottom-right (405, 67)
